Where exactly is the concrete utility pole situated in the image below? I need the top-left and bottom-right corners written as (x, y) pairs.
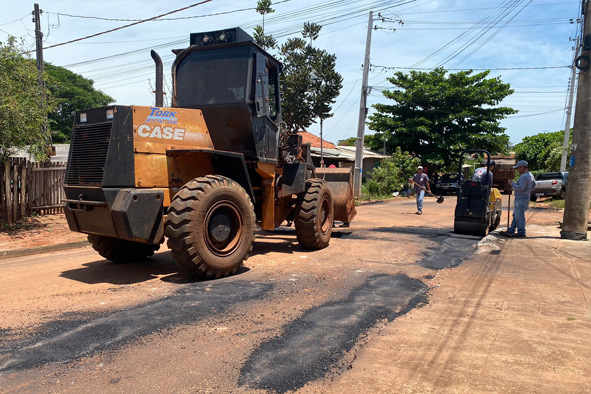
top-left (353, 11), bottom-right (374, 197)
top-left (33, 4), bottom-right (44, 88)
top-left (561, 37), bottom-right (580, 172)
top-left (561, 0), bottom-right (591, 240)
top-left (33, 3), bottom-right (50, 157)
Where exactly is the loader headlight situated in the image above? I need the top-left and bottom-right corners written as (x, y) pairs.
top-left (79, 113), bottom-right (87, 123)
top-left (216, 31), bottom-right (230, 44)
top-left (106, 109), bottom-right (114, 120)
top-left (200, 34), bottom-right (213, 45)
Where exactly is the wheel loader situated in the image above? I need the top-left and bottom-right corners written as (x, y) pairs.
top-left (454, 150), bottom-right (503, 237)
top-left (63, 28), bottom-right (356, 278)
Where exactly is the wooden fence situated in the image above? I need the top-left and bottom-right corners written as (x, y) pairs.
top-left (1, 158), bottom-right (67, 225)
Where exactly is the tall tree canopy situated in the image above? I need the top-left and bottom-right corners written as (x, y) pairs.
top-left (252, 3), bottom-right (342, 133)
top-left (278, 25), bottom-right (343, 133)
top-left (253, 0), bottom-right (277, 50)
top-left (366, 68), bottom-right (515, 171)
top-left (0, 37), bottom-right (54, 161)
top-left (45, 63), bottom-right (114, 143)
top-left (514, 130), bottom-right (570, 172)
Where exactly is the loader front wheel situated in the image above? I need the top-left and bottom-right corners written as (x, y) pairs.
top-left (295, 179), bottom-right (333, 250)
top-left (165, 176), bottom-right (255, 278)
top-left (88, 235), bottom-right (160, 263)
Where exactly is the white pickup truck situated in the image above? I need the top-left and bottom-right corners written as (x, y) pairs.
top-left (530, 172), bottom-right (568, 201)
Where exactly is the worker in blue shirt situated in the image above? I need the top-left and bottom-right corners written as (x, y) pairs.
top-left (500, 160), bottom-right (536, 237)
top-left (472, 160), bottom-right (495, 188)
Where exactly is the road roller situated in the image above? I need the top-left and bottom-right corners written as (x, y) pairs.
top-left (454, 149), bottom-right (503, 236)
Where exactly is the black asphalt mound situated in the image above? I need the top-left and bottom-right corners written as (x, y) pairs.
top-left (0, 281), bottom-right (272, 372)
top-left (239, 274), bottom-right (429, 393)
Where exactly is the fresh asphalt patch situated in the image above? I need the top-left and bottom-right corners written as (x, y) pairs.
top-left (239, 274), bottom-right (429, 393)
top-left (417, 233), bottom-right (481, 270)
top-left (340, 226), bottom-right (480, 270)
top-left (0, 280), bottom-right (273, 372)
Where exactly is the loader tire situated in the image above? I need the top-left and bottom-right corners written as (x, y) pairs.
top-left (88, 235), bottom-right (160, 263)
top-left (295, 179), bottom-right (333, 250)
top-left (165, 175), bottom-right (255, 278)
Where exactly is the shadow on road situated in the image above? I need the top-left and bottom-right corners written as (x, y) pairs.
top-left (59, 250), bottom-right (179, 285)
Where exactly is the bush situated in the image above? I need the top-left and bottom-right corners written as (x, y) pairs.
top-left (363, 147), bottom-right (420, 197)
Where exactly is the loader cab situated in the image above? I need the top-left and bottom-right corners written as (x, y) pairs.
top-left (172, 28), bottom-right (281, 164)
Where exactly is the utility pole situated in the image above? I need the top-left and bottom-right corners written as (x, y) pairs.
top-left (33, 4), bottom-right (44, 89)
top-left (33, 3), bottom-right (50, 158)
top-left (353, 11), bottom-right (374, 197)
top-left (561, 36), bottom-right (580, 172)
top-left (561, 0), bottom-right (591, 240)
top-left (320, 118), bottom-right (325, 168)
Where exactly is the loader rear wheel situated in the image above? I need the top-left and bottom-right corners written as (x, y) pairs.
top-left (165, 175), bottom-right (255, 278)
top-left (87, 235), bottom-right (160, 263)
top-left (295, 179), bottom-right (333, 250)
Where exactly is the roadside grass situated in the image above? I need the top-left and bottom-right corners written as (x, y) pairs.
top-left (548, 199), bottom-right (565, 209)
top-left (530, 198), bottom-right (591, 210)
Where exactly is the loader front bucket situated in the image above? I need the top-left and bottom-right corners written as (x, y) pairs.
top-left (316, 167), bottom-right (357, 224)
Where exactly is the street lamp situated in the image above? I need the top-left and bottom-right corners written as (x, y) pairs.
top-left (320, 118), bottom-right (325, 168)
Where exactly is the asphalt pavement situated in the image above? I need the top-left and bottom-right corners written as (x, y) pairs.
top-left (0, 197), bottom-right (588, 393)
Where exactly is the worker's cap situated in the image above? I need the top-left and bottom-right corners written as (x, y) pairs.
top-left (513, 160), bottom-right (528, 168)
top-left (481, 160), bottom-right (496, 166)
top-left (417, 166), bottom-right (423, 170)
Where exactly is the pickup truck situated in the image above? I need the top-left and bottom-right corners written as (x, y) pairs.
top-left (530, 172), bottom-right (568, 201)
top-left (434, 173), bottom-right (463, 195)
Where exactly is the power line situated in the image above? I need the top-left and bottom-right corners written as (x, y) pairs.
top-left (0, 14), bottom-right (29, 27)
top-left (49, 0), bottom-right (294, 22)
top-left (324, 67), bottom-right (363, 138)
top-left (508, 109), bottom-right (565, 117)
top-left (397, 2), bottom-right (579, 15)
top-left (434, 0), bottom-right (525, 68)
top-left (370, 65), bottom-right (571, 71)
top-left (449, 0), bottom-right (534, 68)
top-left (38, 0), bottom-right (213, 51)
top-left (56, 0), bottom-right (414, 74)
top-left (402, 17), bottom-right (572, 24)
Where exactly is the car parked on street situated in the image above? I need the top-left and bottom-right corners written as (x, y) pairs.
top-left (434, 173), bottom-right (463, 195)
top-left (530, 171), bottom-right (568, 201)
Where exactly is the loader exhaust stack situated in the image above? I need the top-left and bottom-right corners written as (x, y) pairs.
top-left (151, 50), bottom-right (164, 107)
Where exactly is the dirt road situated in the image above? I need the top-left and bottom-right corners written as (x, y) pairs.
top-left (0, 197), bottom-right (586, 393)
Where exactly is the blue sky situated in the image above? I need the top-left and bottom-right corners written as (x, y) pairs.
top-left (0, 0), bottom-right (581, 146)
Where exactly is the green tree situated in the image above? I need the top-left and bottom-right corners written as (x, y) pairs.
top-left (279, 27), bottom-right (343, 133)
top-left (363, 147), bottom-right (420, 196)
top-left (253, 0), bottom-right (277, 50)
top-left (45, 63), bottom-right (114, 143)
top-left (514, 130), bottom-right (570, 172)
top-left (367, 68), bottom-right (515, 172)
top-left (0, 37), bottom-right (55, 162)
top-left (302, 22), bottom-right (322, 45)
top-left (338, 137), bottom-right (357, 146)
